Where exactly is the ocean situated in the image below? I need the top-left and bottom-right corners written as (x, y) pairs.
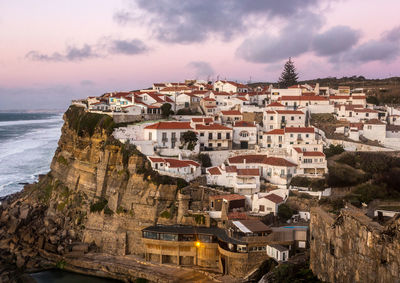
top-left (0, 112), bottom-right (64, 197)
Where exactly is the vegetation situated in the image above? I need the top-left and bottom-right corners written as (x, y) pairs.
top-left (66, 105), bottom-right (115, 137)
top-left (290, 176), bottom-right (326, 190)
top-left (176, 108), bottom-right (202, 115)
top-left (270, 262), bottom-right (322, 283)
top-left (57, 155), bottom-right (69, 166)
top-left (161, 103), bottom-right (173, 117)
top-left (56, 259), bottom-right (66, 269)
top-left (278, 204), bottom-right (297, 221)
top-left (327, 163), bottom-right (366, 187)
top-left (160, 210), bottom-right (171, 219)
top-left (198, 153), bottom-right (212, 168)
top-left (323, 144), bottom-right (345, 158)
top-left (181, 131), bottom-right (198, 151)
top-left (90, 197), bottom-right (108, 213)
top-left (104, 205), bottom-right (114, 216)
top-left (278, 57), bottom-right (299, 88)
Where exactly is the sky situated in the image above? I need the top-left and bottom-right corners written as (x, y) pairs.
top-left (0, 0), bottom-right (400, 110)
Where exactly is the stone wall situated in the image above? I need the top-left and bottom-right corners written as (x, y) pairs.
top-left (310, 206), bottom-right (400, 283)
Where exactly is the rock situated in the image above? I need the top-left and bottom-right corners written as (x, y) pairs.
top-left (71, 243), bottom-right (89, 253)
top-left (0, 239), bottom-right (10, 250)
top-left (57, 245), bottom-right (64, 254)
top-left (19, 205), bottom-right (31, 220)
top-left (43, 243), bottom-right (57, 253)
top-left (37, 236), bottom-right (44, 249)
top-left (49, 235), bottom-right (59, 245)
top-left (16, 254), bottom-right (25, 269)
top-left (7, 217), bottom-right (19, 234)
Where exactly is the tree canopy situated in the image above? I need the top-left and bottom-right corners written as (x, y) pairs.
top-left (161, 103), bottom-right (173, 117)
top-left (278, 57), bottom-right (299, 88)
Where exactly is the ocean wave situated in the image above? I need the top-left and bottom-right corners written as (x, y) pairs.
top-left (0, 115), bottom-right (63, 127)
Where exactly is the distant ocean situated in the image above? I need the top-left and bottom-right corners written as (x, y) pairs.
top-left (0, 112), bottom-right (64, 197)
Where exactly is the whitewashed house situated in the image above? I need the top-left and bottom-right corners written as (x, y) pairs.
top-left (220, 110), bottom-right (243, 124)
top-left (251, 193), bottom-right (285, 215)
top-left (290, 147), bottom-right (327, 176)
top-left (267, 244), bottom-right (289, 262)
top-left (195, 123), bottom-right (233, 150)
top-left (362, 119), bottom-right (386, 143)
top-left (232, 121), bottom-right (257, 149)
top-left (263, 110), bottom-right (306, 131)
top-left (206, 164), bottom-right (260, 195)
top-left (148, 156), bottom-right (201, 181)
top-left (270, 88), bottom-right (302, 101)
top-left (213, 80), bottom-right (248, 93)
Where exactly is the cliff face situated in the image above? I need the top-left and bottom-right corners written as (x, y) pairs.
top-left (48, 106), bottom-right (183, 255)
top-left (310, 206), bottom-right (400, 283)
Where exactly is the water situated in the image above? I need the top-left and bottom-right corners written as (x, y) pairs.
top-left (0, 112), bottom-right (64, 197)
top-left (30, 270), bottom-right (122, 283)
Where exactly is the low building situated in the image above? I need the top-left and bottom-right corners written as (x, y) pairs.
top-left (196, 123), bottom-right (233, 150)
top-left (209, 194), bottom-right (246, 212)
top-left (148, 156), bottom-right (201, 181)
top-left (267, 244), bottom-right (289, 262)
top-left (232, 121), bottom-right (257, 149)
top-left (251, 193), bottom-right (285, 215)
top-left (220, 110), bottom-right (243, 124)
top-left (263, 110), bottom-right (306, 131)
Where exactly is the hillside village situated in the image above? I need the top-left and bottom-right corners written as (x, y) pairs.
top-left (70, 78), bottom-right (400, 277)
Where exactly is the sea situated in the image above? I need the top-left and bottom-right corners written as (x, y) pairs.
top-left (0, 112), bottom-right (64, 197)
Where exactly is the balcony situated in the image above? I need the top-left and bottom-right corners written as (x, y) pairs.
top-left (162, 138), bottom-right (168, 143)
top-left (235, 183), bottom-right (257, 190)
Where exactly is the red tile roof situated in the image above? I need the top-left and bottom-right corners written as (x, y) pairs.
top-left (264, 157), bottom-right (297, 167)
top-left (228, 212), bottom-right (249, 220)
top-left (364, 119), bottom-right (385, 125)
top-left (267, 102), bottom-right (285, 107)
top-left (278, 95), bottom-right (328, 101)
top-left (207, 167), bottom-right (222, 175)
top-left (203, 98), bottom-right (216, 101)
top-left (303, 151), bottom-right (325, 157)
top-left (275, 110), bottom-right (305, 115)
top-left (221, 110), bottom-right (242, 116)
top-left (293, 147), bottom-right (302, 153)
top-left (265, 129), bottom-right (284, 135)
top-left (144, 121), bottom-right (193, 130)
top-left (161, 86), bottom-right (191, 91)
top-left (264, 193), bottom-right (284, 204)
top-left (234, 121), bottom-right (256, 127)
top-left (285, 127), bottom-right (315, 133)
top-left (195, 124), bottom-right (232, 130)
top-left (225, 166), bottom-right (238, 173)
top-left (237, 168), bottom-right (260, 176)
top-left (228, 155), bottom-right (268, 164)
top-left (191, 117), bottom-right (214, 123)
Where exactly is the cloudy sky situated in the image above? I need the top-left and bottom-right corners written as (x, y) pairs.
top-left (0, 0), bottom-right (400, 110)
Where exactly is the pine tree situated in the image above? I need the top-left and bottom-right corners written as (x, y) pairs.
top-left (278, 57), bottom-right (299, 88)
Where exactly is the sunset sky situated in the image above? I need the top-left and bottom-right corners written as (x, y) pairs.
top-left (1, 0), bottom-right (400, 110)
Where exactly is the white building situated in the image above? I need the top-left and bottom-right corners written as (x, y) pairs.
top-left (251, 193), bottom-right (285, 215)
top-left (206, 165), bottom-right (260, 195)
top-left (362, 119), bottom-right (386, 143)
top-left (290, 147), bottom-right (327, 176)
top-left (143, 121), bottom-right (196, 150)
top-left (263, 110), bottom-right (306, 131)
top-left (148, 156), bottom-right (201, 181)
top-left (267, 244), bottom-right (289, 262)
top-left (213, 80), bottom-right (248, 93)
top-left (219, 110), bottom-right (243, 124)
top-left (270, 88), bottom-right (302, 101)
top-left (195, 123), bottom-right (233, 150)
top-left (232, 121), bottom-right (257, 149)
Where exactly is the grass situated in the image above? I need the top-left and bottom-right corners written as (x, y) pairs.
top-left (57, 155), bottom-right (69, 166)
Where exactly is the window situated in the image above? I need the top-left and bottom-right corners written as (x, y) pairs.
top-left (217, 143), bottom-right (221, 147)
top-left (239, 131), bottom-right (249, 137)
top-left (162, 132), bottom-right (167, 141)
top-left (270, 116), bottom-right (274, 120)
top-left (270, 125), bottom-right (273, 129)
top-left (291, 116), bottom-right (294, 121)
top-left (306, 134), bottom-right (309, 138)
top-left (208, 143), bottom-right (212, 147)
top-left (148, 132), bottom-right (152, 140)
top-left (278, 136), bottom-right (282, 142)
top-left (226, 132), bottom-right (231, 139)
top-left (217, 132), bottom-right (222, 139)
top-left (200, 132), bottom-right (204, 137)
top-left (209, 133), bottom-right (213, 139)
top-left (259, 205), bottom-right (265, 212)
top-left (281, 169), bottom-right (285, 176)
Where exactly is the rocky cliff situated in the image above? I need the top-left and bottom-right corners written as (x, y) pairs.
top-left (310, 206), bottom-right (400, 283)
top-left (0, 105), bottom-right (212, 281)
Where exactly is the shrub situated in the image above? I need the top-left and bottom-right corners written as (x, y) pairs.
top-left (290, 176), bottom-right (326, 190)
top-left (352, 183), bottom-right (388, 204)
top-left (90, 198), bottom-right (108, 213)
top-left (104, 205), bottom-right (114, 216)
top-left (336, 152), bottom-right (358, 168)
top-left (278, 204), bottom-right (296, 221)
top-left (198, 153), bottom-right (212, 168)
top-left (57, 155), bottom-right (68, 166)
top-left (181, 131), bottom-right (198, 151)
top-left (324, 144), bottom-right (345, 158)
top-left (161, 103), bottom-right (173, 117)
top-left (327, 163), bottom-right (367, 187)
top-left (160, 210), bottom-right (171, 219)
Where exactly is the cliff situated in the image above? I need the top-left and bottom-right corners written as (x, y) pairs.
top-left (0, 105), bottom-right (213, 282)
top-left (310, 206), bottom-right (400, 283)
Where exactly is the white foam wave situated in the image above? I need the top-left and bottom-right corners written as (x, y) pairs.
top-left (0, 116), bottom-right (62, 127)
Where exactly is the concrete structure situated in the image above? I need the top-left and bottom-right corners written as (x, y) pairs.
top-left (232, 121), bottom-right (257, 149)
top-left (263, 110), bottom-right (306, 131)
top-left (267, 244), bottom-right (289, 262)
top-left (148, 156), bottom-right (201, 181)
top-left (196, 123), bottom-right (233, 150)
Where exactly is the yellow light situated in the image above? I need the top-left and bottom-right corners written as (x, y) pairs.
top-left (195, 241), bottom-right (201, 247)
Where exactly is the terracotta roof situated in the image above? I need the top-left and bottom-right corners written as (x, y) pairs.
top-left (364, 119), bottom-right (385, 125)
top-left (263, 193), bottom-right (284, 204)
top-left (235, 97), bottom-right (248, 101)
top-left (303, 151), bottom-right (325, 157)
top-left (278, 95), bottom-right (328, 101)
top-left (203, 98), bottom-right (216, 101)
top-left (191, 117), bottom-right (213, 123)
top-left (228, 212), bottom-right (248, 220)
top-left (285, 127), bottom-right (315, 133)
top-left (354, 108), bottom-right (378, 113)
top-left (209, 194), bottom-right (245, 201)
top-left (195, 124), bottom-right (232, 130)
top-left (234, 121), bottom-right (256, 127)
top-left (275, 110), bottom-right (305, 115)
top-left (293, 147), bottom-right (302, 153)
top-left (267, 102), bottom-right (285, 107)
top-left (160, 86), bottom-right (191, 91)
top-left (207, 167), bottom-right (222, 175)
top-left (221, 110), bottom-right (242, 116)
top-left (148, 157), bottom-right (200, 168)
top-left (265, 129), bottom-right (284, 135)
top-left (144, 121), bottom-right (193, 130)
top-left (264, 157), bottom-right (297, 167)
top-left (228, 155), bottom-right (268, 164)
top-left (225, 166), bottom-right (238, 173)
top-left (237, 168), bottom-right (260, 176)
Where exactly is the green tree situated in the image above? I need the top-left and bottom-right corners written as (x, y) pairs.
top-left (198, 153), bottom-right (212, 168)
top-left (366, 95), bottom-right (379, 105)
top-left (161, 103), bottom-right (172, 117)
top-left (278, 203), bottom-right (296, 221)
top-left (278, 57), bottom-right (299, 88)
top-left (181, 131), bottom-right (198, 151)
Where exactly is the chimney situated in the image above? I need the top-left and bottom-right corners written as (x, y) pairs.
top-left (178, 153), bottom-right (182, 160)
